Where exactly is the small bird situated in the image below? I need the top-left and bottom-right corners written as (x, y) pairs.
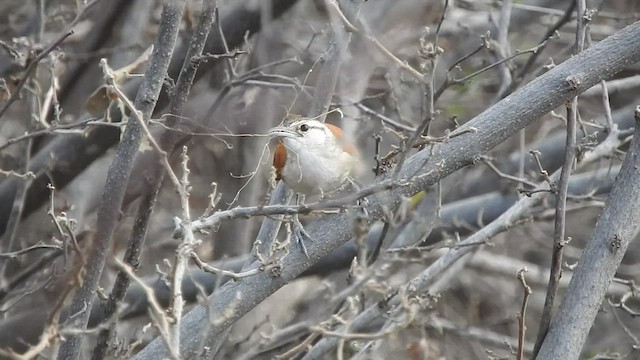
top-left (269, 119), bottom-right (359, 257)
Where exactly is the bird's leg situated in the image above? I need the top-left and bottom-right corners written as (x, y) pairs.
top-left (292, 193), bottom-right (312, 258)
top-left (348, 177), bottom-right (370, 216)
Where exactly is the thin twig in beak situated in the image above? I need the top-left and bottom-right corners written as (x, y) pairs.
top-left (268, 127), bottom-right (298, 138)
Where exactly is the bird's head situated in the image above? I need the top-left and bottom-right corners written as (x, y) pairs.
top-left (268, 119), bottom-right (357, 155)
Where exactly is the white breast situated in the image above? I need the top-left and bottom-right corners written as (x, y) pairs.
top-left (280, 138), bottom-right (355, 196)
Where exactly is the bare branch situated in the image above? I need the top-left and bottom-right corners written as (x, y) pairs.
top-left (517, 268), bottom-right (532, 360)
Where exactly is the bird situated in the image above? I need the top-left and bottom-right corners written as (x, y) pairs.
top-left (268, 119), bottom-right (359, 257)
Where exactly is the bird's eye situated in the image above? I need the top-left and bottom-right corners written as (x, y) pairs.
top-left (299, 124), bottom-right (309, 132)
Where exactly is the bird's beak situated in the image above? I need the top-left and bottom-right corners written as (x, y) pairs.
top-left (268, 126), bottom-right (298, 139)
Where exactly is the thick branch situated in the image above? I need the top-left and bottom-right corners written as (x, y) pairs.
top-left (536, 108), bottom-right (640, 358)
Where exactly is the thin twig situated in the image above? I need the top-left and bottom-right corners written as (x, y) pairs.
top-left (0, 117), bottom-right (102, 152)
top-left (113, 259), bottom-right (180, 360)
top-left (353, 102), bottom-right (416, 132)
top-left (582, 75), bottom-right (640, 98)
top-left (100, 59), bottom-right (184, 193)
top-left (516, 268), bottom-right (532, 360)
top-left (0, 244), bottom-right (62, 259)
top-left (435, 37), bottom-right (553, 100)
top-left (481, 156), bottom-right (539, 189)
top-left (169, 147), bottom-right (193, 352)
top-left (502, 0), bottom-right (576, 98)
top-left (190, 252), bottom-right (273, 280)
top-left (328, 0), bottom-right (425, 84)
top-left (192, 48), bottom-right (246, 63)
top-left (534, 1), bottom-right (586, 355)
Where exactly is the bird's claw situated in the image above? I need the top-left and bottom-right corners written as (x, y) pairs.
top-left (292, 217), bottom-right (312, 258)
top-left (357, 198), bottom-right (370, 217)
